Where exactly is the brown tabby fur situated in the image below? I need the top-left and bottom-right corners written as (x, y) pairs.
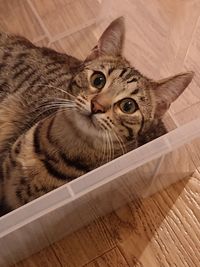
top-left (0, 18), bottom-right (193, 215)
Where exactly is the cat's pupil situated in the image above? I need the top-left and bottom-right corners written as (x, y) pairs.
top-left (90, 72), bottom-right (106, 89)
top-left (94, 76), bottom-right (103, 87)
top-left (119, 98), bottom-right (137, 114)
top-left (123, 101), bottom-right (133, 112)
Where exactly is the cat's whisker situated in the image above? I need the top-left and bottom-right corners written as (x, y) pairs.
top-left (35, 100), bottom-right (75, 110)
top-left (30, 107), bottom-right (58, 124)
top-left (99, 125), bottom-right (111, 164)
top-left (103, 131), bottom-right (108, 163)
top-left (24, 111), bottom-right (59, 136)
top-left (106, 133), bottom-right (109, 163)
top-left (109, 133), bottom-right (113, 161)
top-left (54, 98), bottom-right (75, 103)
top-left (33, 105), bottom-right (74, 117)
top-left (33, 106), bottom-right (77, 129)
top-left (117, 133), bottom-right (127, 154)
top-left (106, 131), bottom-right (111, 162)
top-left (106, 131), bottom-right (112, 163)
top-left (109, 131), bottom-right (115, 160)
top-left (100, 132), bottom-right (107, 165)
top-left (36, 83), bottom-right (75, 99)
top-left (108, 132), bottom-right (113, 159)
top-left (31, 105), bottom-right (74, 125)
top-left (75, 103), bottom-right (89, 114)
top-left (45, 97), bottom-right (75, 103)
top-left (112, 130), bottom-right (126, 155)
top-left (36, 103), bottom-right (75, 110)
top-left (77, 107), bottom-right (89, 114)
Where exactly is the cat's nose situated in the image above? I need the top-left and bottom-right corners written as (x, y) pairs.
top-left (91, 98), bottom-right (105, 114)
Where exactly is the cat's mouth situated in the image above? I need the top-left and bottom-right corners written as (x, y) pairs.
top-left (84, 113), bottom-right (101, 130)
top-left (74, 110), bottom-right (101, 131)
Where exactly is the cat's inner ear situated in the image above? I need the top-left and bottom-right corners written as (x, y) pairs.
top-left (85, 17), bottom-right (125, 61)
top-left (153, 71), bottom-right (194, 118)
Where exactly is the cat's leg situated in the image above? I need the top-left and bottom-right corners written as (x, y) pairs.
top-left (0, 165), bottom-right (12, 216)
top-left (2, 128), bottom-right (66, 211)
top-left (0, 197), bottom-right (12, 216)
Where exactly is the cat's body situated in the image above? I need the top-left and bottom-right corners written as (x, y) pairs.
top-left (0, 33), bottom-right (92, 211)
top-left (0, 18), bottom-right (193, 215)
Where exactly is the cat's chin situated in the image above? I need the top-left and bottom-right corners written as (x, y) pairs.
top-left (74, 112), bottom-right (103, 138)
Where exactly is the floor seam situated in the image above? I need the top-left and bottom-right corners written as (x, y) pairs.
top-left (81, 246), bottom-right (117, 267)
top-left (27, 0), bottom-right (52, 40)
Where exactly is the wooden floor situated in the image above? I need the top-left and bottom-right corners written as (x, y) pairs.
top-left (1, 0), bottom-right (200, 266)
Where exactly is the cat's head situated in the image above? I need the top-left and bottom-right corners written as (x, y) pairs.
top-left (71, 17), bottom-right (194, 151)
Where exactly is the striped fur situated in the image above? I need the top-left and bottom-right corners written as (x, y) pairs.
top-left (0, 18), bottom-right (193, 214)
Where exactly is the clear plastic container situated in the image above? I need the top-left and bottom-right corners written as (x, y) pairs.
top-left (1, 0), bottom-right (200, 266)
top-left (1, 113), bottom-right (200, 266)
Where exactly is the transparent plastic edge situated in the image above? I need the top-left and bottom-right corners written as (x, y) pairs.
top-left (0, 186), bottom-right (73, 238)
top-left (69, 117), bottom-right (200, 194)
top-left (69, 138), bottom-right (170, 194)
top-left (166, 117), bottom-right (200, 149)
top-left (0, 137), bottom-right (170, 239)
top-left (1, 117), bottom-right (200, 238)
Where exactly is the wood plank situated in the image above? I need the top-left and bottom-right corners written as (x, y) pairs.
top-left (30, 0), bottom-right (99, 40)
top-left (84, 247), bottom-right (129, 267)
top-left (104, 177), bottom-right (200, 267)
top-left (162, 112), bottom-right (177, 131)
top-left (171, 101), bottom-right (200, 126)
top-left (170, 5), bottom-right (200, 115)
top-left (15, 219), bottom-right (115, 267)
top-left (170, 0), bottom-right (200, 73)
top-left (0, 0), bottom-right (44, 41)
top-left (51, 25), bottom-right (97, 60)
top-left (49, 218), bottom-right (115, 267)
top-left (34, 37), bottom-right (50, 47)
top-left (14, 246), bottom-right (62, 267)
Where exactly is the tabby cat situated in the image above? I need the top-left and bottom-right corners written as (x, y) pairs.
top-left (0, 17), bottom-right (193, 215)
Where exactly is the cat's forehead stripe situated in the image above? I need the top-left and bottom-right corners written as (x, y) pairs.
top-left (123, 69), bottom-right (133, 80)
top-left (119, 68), bottom-right (127, 78)
top-left (127, 77), bottom-right (138, 83)
top-left (131, 88), bottom-right (139, 95)
top-left (108, 67), bottom-right (115, 75)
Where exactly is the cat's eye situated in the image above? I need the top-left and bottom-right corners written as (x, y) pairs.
top-left (119, 98), bottom-right (137, 114)
top-left (90, 72), bottom-right (106, 90)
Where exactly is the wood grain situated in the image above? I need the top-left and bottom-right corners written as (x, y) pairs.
top-left (14, 246), bottom-right (62, 267)
top-left (52, 25), bottom-right (97, 60)
top-left (14, 217), bottom-right (115, 267)
top-left (1, 0), bottom-right (200, 266)
top-left (104, 178), bottom-right (200, 267)
top-left (30, 0), bottom-right (99, 40)
top-left (0, 0), bottom-right (44, 41)
top-left (50, 217), bottom-right (115, 267)
top-left (84, 247), bottom-right (129, 267)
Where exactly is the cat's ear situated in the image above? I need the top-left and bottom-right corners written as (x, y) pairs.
top-left (153, 71), bottom-right (194, 118)
top-left (85, 17), bottom-right (125, 61)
